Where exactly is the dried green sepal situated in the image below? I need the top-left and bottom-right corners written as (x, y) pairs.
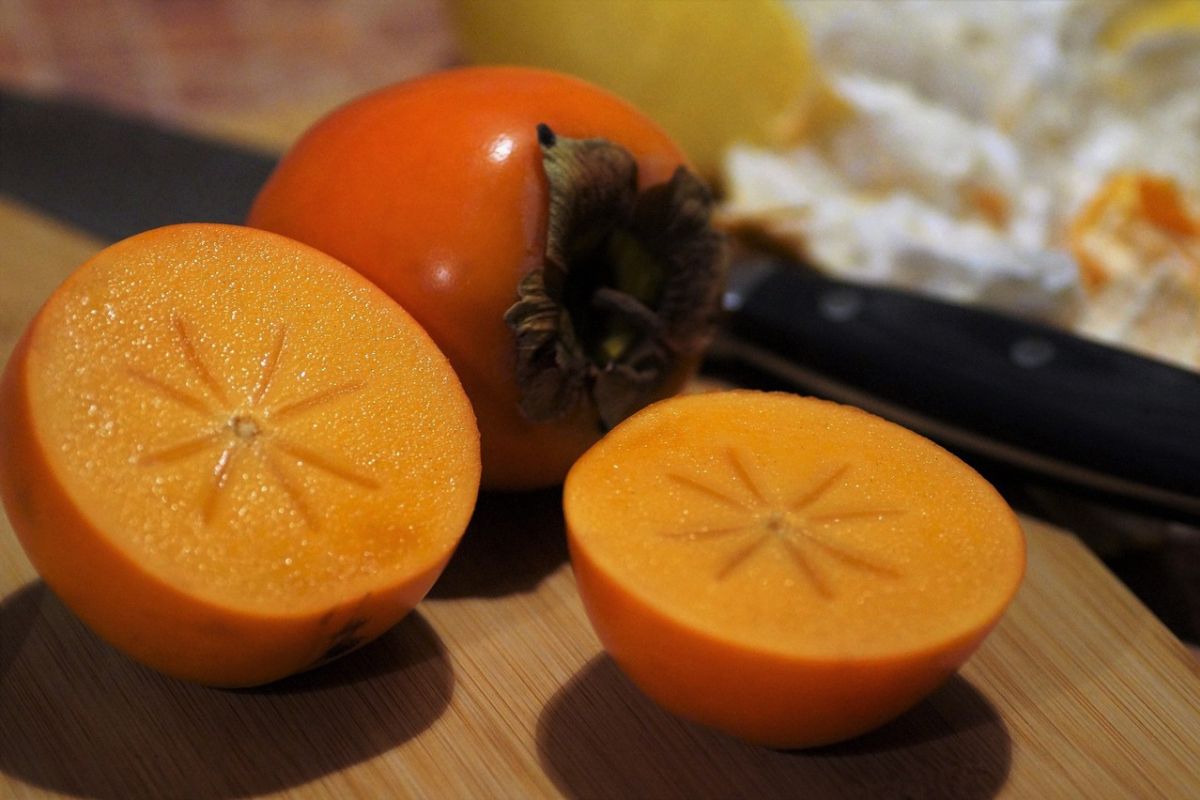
top-left (504, 124), bottom-right (728, 430)
top-left (507, 268), bottom-right (588, 422)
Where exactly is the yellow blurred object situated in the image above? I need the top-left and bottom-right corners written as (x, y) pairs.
top-left (450, 0), bottom-right (819, 178)
top-left (1098, 0), bottom-right (1200, 51)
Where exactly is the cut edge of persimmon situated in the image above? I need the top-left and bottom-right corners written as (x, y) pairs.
top-left (0, 223), bottom-right (481, 683)
top-left (564, 390), bottom-right (1027, 664)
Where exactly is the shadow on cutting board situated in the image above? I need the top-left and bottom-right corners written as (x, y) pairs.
top-left (0, 581), bottom-right (453, 799)
top-left (537, 655), bottom-right (1011, 800)
top-left (429, 487), bottom-right (570, 599)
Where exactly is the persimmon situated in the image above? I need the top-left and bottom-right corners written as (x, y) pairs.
top-left (248, 66), bottom-right (728, 490)
top-left (0, 223), bottom-right (480, 686)
top-left (563, 390), bottom-right (1025, 748)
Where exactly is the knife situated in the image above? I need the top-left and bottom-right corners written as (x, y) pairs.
top-left (3, 89), bottom-right (1198, 518)
top-left (713, 260), bottom-right (1200, 518)
top-left (0, 90), bottom-right (276, 241)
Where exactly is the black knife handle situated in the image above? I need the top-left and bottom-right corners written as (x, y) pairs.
top-left (722, 263), bottom-right (1200, 514)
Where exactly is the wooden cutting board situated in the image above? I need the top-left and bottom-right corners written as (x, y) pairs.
top-left (2, 197), bottom-right (1199, 799)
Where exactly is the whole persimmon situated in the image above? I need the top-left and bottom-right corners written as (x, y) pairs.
top-left (248, 66), bottom-right (727, 490)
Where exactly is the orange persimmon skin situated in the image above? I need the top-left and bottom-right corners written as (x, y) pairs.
top-left (0, 224), bottom-right (480, 686)
top-left (570, 540), bottom-right (998, 748)
top-left (564, 391), bottom-right (1025, 748)
top-left (248, 66), bottom-right (694, 490)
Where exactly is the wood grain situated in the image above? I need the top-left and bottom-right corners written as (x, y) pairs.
top-left (1, 198), bottom-right (1199, 799)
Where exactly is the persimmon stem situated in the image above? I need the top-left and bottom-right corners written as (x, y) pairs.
top-left (505, 124), bottom-right (728, 430)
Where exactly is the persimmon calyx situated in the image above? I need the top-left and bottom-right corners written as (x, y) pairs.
top-left (505, 124), bottom-right (728, 430)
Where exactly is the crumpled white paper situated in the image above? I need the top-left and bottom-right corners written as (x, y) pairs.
top-left (723, 0), bottom-right (1200, 364)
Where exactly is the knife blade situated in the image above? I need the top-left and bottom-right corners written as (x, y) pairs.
top-left (2, 88), bottom-right (1197, 518)
top-left (0, 89), bottom-right (277, 241)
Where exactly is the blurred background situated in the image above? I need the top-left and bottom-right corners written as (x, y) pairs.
top-left (0, 0), bottom-right (459, 151)
top-left (1, 0), bottom-right (1198, 651)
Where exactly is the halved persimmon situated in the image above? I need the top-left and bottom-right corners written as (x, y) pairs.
top-left (0, 223), bottom-right (480, 686)
top-left (564, 390), bottom-right (1025, 748)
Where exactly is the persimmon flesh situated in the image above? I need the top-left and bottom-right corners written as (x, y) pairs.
top-left (0, 224), bottom-right (481, 686)
top-left (564, 391), bottom-right (1025, 748)
top-left (248, 67), bottom-right (727, 490)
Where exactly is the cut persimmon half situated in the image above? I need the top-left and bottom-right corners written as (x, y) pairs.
top-left (0, 223), bottom-right (480, 686)
top-left (564, 390), bottom-right (1025, 748)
